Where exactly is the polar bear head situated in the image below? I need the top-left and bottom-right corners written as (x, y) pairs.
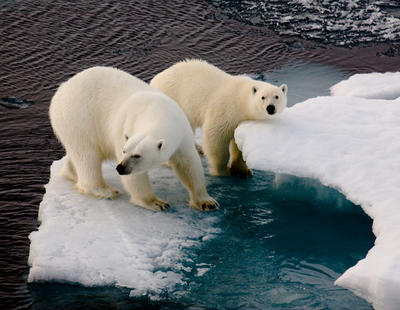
top-left (249, 81), bottom-right (287, 120)
top-left (116, 133), bottom-right (166, 175)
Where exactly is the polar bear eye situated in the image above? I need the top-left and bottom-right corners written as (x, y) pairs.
top-left (261, 96), bottom-right (265, 100)
top-left (275, 95), bottom-right (279, 99)
top-left (132, 154), bottom-right (141, 159)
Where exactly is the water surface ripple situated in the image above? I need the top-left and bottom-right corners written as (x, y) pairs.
top-left (207, 0), bottom-right (400, 46)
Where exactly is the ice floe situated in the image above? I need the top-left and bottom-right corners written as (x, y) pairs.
top-left (331, 72), bottom-right (400, 100)
top-left (236, 75), bottom-right (400, 309)
top-left (28, 159), bottom-right (220, 298)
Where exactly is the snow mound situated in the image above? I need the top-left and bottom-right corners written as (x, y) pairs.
top-left (330, 72), bottom-right (400, 100)
top-left (235, 95), bottom-right (400, 310)
top-left (28, 159), bottom-right (220, 298)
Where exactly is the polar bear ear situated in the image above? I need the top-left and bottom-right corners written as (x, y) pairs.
top-left (157, 139), bottom-right (165, 151)
top-left (252, 86), bottom-right (257, 94)
top-left (280, 84), bottom-right (288, 94)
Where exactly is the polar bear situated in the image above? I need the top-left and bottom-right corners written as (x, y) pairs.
top-left (150, 59), bottom-right (288, 178)
top-left (49, 66), bottom-right (218, 212)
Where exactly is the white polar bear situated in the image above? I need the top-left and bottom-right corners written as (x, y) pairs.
top-left (150, 59), bottom-right (288, 178)
top-left (49, 66), bottom-right (218, 212)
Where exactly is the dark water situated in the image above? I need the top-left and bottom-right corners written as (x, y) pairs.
top-left (207, 0), bottom-right (400, 46)
top-left (0, 0), bottom-right (399, 309)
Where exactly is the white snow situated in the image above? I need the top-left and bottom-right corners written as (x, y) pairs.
top-left (236, 76), bottom-right (400, 310)
top-left (28, 159), bottom-right (220, 298)
top-left (330, 72), bottom-right (400, 100)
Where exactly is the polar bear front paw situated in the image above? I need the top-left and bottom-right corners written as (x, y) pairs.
top-left (151, 197), bottom-right (170, 211)
top-left (133, 197), bottom-right (170, 212)
top-left (76, 184), bottom-right (120, 199)
top-left (230, 165), bottom-right (253, 178)
top-left (191, 197), bottom-right (219, 211)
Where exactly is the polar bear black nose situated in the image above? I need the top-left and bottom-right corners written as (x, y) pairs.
top-left (116, 164), bottom-right (126, 175)
top-left (266, 105), bottom-right (276, 115)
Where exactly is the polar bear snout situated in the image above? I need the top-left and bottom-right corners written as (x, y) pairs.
top-left (116, 163), bottom-right (130, 175)
top-left (266, 104), bottom-right (276, 115)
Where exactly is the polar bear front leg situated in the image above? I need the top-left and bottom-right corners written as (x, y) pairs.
top-left (71, 152), bottom-right (120, 199)
top-left (230, 139), bottom-right (253, 178)
top-left (169, 149), bottom-right (218, 211)
top-left (60, 155), bottom-right (77, 182)
top-left (202, 122), bottom-right (231, 176)
top-left (121, 172), bottom-right (170, 212)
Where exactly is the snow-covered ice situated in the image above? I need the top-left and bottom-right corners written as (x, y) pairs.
top-left (236, 73), bottom-right (400, 310)
top-left (28, 159), bottom-right (220, 298)
top-left (331, 72), bottom-right (400, 100)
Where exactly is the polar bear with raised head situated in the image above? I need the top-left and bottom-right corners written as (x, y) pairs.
top-left (150, 59), bottom-right (288, 177)
top-left (49, 66), bottom-right (218, 212)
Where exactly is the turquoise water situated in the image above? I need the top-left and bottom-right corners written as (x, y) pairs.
top-left (29, 171), bottom-right (373, 309)
top-left (28, 63), bottom-right (373, 309)
top-left (184, 172), bottom-right (373, 309)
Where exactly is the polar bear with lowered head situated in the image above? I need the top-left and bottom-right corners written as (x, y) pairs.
top-left (49, 66), bottom-right (218, 212)
top-left (150, 59), bottom-right (288, 178)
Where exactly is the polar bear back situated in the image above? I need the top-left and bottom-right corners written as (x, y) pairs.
top-left (49, 66), bottom-right (192, 160)
top-left (51, 66), bottom-right (151, 121)
top-left (49, 67), bottom-right (150, 152)
top-left (151, 59), bottom-right (234, 128)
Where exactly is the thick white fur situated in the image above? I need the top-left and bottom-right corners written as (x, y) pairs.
top-left (150, 59), bottom-right (288, 177)
top-left (49, 66), bottom-right (218, 212)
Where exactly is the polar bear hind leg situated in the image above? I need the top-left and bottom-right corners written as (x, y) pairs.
top-left (229, 139), bottom-right (253, 178)
top-left (202, 121), bottom-right (231, 176)
top-left (195, 143), bottom-right (204, 156)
